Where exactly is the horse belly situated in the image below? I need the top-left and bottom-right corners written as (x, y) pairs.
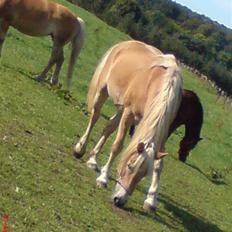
top-left (9, 0), bottom-right (53, 36)
top-left (11, 20), bottom-right (52, 36)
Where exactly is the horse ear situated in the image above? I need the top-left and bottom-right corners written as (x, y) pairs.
top-left (156, 152), bottom-right (168, 160)
top-left (137, 142), bottom-right (145, 153)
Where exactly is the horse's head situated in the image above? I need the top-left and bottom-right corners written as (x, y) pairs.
top-left (112, 142), bottom-right (167, 207)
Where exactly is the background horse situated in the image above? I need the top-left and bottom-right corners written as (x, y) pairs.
top-left (129, 89), bottom-right (203, 162)
top-left (0, 0), bottom-right (85, 90)
top-left (73, 40), bottom-right (183, 211)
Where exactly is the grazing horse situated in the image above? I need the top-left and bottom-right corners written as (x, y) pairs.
top-left (129, 89), bottom-right (203, 162)
top-left (0, 0), bottom-right (85, 90)
top-left (73, 40), bottom-right (183, 211)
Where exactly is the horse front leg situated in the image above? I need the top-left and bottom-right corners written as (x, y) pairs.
top-left (0, 20), bottom-right (9, 57)
top-left (50, 49), bottom-right (64, 86)
top-left (96, 108), bottom-right (133, 188)
top-left (74, 89), bottom-right (108, 159)
top-left (143, 159), bottom-right (164, 212)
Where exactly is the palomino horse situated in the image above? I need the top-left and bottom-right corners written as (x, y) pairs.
top-left (73, 40), bottom-right (183, 211)
top-left (129, 89), bottom-right (203, 162)
top-left (0, 0), bottom-right (85, 90)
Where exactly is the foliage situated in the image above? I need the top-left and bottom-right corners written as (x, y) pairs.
top-left (0, 0), bottom-right (232, 231)
top-left (72, 0), bottom-right (232, 95)
top-left (209, 165), bottom-right (232, 184)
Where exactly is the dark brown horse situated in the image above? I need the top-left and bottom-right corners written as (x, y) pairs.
top-left (129, 89), bottom-right (203, 162)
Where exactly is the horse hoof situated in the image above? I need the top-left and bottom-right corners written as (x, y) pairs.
top-left (34, 75), bottom-right (44, 82)
top-left (50, 78), bottom-right (59, 86)
top-left (143, 202), bottom-right (156, 212)
top-left (86, 161), bottom-right (99, 172)
top-left (96, 180), bottom-right (107, 189)
top-left (73, 151), bottom-right (84, 159)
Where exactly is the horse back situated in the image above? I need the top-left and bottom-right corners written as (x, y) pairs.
top-left (106, 42), bottom-right (168, 116)
top-left (1, 0), bottom-right (78, 39)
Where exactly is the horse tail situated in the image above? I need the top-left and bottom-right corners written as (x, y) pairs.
top-left (87, 46), bottom-right (115, 112)
top-left (66, 17), bottom-right (85, 90)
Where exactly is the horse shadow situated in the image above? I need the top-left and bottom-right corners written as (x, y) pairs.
top-left (169, 155), bottom-right (227, 186)
top-left (2, 63), bottom-right (33, 79)
top-left (185, 162), bottom-right (227, 185)
top-left (124, 193), bottom-right (223, 232)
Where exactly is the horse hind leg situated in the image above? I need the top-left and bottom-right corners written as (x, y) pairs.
top-left (86, 108), bottom-right (123, 171)
top-left (73, 87), bottom-right (108, 159)
top-left (50, 49), bottom-right (64, 86)
top-left (35, 39), bottom-right (64, 83)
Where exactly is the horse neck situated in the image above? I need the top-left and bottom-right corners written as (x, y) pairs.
top-left (124, 66), bottom-right (182, 157)
top-left (185, 102), bottom-right (203, 141)
top-left (184, 120), bottom-right (202, 142)
top-left (0, 0), bottom-right (6, 15)
top-left (0, 0), bottom-right (13, 19)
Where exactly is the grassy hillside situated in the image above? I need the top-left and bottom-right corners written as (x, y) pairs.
top-left (0, 0), bottom-right (232, 231)
top-left (72, 0), bottom-right (232, 95)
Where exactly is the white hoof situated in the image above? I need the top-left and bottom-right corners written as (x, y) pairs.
top-left (96, 180), bottom-right (107, 188)
top-left (96, 174), bottom-right (108, 188)
top-left (86, 158), bottom-right (99, 172)
top-left (74, 143), bottom-right (82, 153)
top-left (73, 143), bottom-right (86, 159)
top-left (50, 77), bottom-right (58, 85)
top-left (143, 202), bottom-right (156, 212)
top-left (143, 198), bottom-right (157, 212)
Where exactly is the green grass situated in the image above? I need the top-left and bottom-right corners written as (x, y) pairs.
top-left (0, 0), bottom-right (232, 231)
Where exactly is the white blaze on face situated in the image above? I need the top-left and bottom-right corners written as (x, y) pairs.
top-left (112, 182), bottom-right (129, 207)
top-left (112, 142), bottom-right (157, 207)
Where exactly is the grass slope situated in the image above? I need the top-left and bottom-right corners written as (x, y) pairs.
top-left (0, 0), bottom-right (232, 231)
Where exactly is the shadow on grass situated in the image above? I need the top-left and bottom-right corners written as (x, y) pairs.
top-left (185, 162), bottom-right (227, 185)
top-left (124, 193), bottom-right (223, 232)
top-left (123, 205), bottom-right (178, 231)
top-left (2, 63), bottom-right (33, 79)
top-left (160, 194), bottom-right (223, 232)
top-left (2, 62), bottom-right (113, 122)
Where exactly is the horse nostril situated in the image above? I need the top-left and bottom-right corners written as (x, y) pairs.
top-left (179, 153), bottom-right (187, 163)
top-left (113, 197), bottom-right (120, 206)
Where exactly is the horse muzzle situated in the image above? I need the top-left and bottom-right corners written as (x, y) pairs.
top-left (112, 183), bottom-right (129, 207)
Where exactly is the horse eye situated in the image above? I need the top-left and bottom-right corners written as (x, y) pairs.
top-left (127, 163), bottom-right (133, 172)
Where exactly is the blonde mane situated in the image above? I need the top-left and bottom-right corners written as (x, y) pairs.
top-left (121, 55), bottom-right (182, 161)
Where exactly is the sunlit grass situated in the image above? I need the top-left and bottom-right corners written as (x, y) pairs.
top-left (0, 0), bottom-right (231, 231)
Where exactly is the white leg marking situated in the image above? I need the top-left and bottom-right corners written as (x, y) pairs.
top-left (86, 156), bottom-right (99, 171)
top-left (96, 164), bottom-right (110, 186)
top-left (144, 159), bottom-right (163, 210)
